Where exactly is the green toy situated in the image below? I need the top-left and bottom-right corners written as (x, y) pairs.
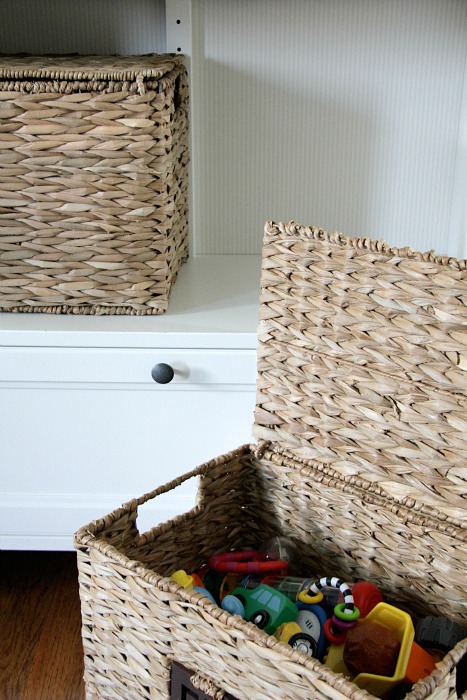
top-left (231, 584), bottom-right (298, 635)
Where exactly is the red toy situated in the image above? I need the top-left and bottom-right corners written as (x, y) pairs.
top-left (208, 549), bottom-right (288, 574)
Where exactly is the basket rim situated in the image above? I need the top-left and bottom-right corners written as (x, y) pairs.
top-left (266, 221), bottom-right (467, 270)
top-left (260, 443), bottom-right (467, 532)
top-left (0, 52), bottom-right (184, 82)
top-left (74, 443), bottom-right (467, 550)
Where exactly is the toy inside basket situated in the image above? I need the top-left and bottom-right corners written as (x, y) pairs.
top-left (75, 221), bottom-right (466, 700)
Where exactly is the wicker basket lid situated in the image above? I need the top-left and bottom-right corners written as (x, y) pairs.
top-left (0, 53), bottom-right (183, 82)
top-left (254, 221), bottom-right (467, 522)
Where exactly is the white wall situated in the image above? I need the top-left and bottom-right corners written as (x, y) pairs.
top-left (0, 0), bottom-right (166, 54)
top-left (192, 0), bottom-right (467, 257)
top-left (0, 0), bottom-right (465, 257)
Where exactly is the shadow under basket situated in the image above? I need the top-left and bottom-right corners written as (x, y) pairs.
top-left (75, 221), bottom-right (467, 700)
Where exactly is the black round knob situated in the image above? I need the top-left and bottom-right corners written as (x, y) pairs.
top-left (151, 363), bottom-right (175, 384)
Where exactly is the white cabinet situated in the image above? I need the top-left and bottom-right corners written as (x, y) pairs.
top-left (0, 256), bottom-right (261, 550)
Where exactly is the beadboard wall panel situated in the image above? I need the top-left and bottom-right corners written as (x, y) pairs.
top-left (0, 0), bottom-right (166, 55)
top-left (193, 0), bottom-right (466, 257)
top-left (0, 1), bottom-right (465, 257)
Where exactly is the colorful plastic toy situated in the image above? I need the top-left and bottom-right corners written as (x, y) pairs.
top-left (171, 570), bottom-right (194, 588)
top-left (221, 594), bottom-right (245, 617)
top-left (325, 602), bottom-right (415, 697)
top-left (241, 574), bottom-right (316, 600)
top-left (218, 572), bottom-right (245, 600)
top-left (208, 549), bottom-right (289, 574)
top-left (201, 569), bottom-right (226, 602)
top-left (201, 569), bottom-right (245, 604)
top-left (240, 575), bottom-right (382, 615)
top-left (182, 556), bottom-right (457, 698)
top-left (258, 536), bottom-right (299, 571)
top-left (404, 642), bottom-right (437, 685)
top-left (231, 584), bottom-right (298, 635)
top-left (350, 581), bottom-right (383, 618)
top-left (298, 577), bottom-right (361, 645)
top-left (415, 615), bottom-right (467, 659)
top-left (275, 603), bottom-right (328, 659)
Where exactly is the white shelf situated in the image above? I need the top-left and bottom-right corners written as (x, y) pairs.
top-left (0, 255), bottom-right (262, 349)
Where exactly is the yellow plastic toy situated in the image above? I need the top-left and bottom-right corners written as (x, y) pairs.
top-left (274, 621), bottom-right (302, 643)
top-left (324, 602), bottom-right (415, 697)
top-left (171, 570), bottom-right (194, 589)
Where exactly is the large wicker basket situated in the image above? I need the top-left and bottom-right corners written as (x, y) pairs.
top-left (74, 221), bottom-right (467, 700)
top-left (0, 54), bottom-right (189, 315)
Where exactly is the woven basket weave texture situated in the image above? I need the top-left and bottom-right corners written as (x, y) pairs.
top-left (75, 222), bottom-right (466, 700)
top-left (255, 221), bottom-right (467, 522)
top-left (0, 54), bottom-right (189, 315)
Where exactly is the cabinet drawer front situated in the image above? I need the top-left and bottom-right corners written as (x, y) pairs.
top-left (0, 348), bottom-right (257, 385)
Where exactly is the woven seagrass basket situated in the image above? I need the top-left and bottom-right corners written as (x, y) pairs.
top-left (0, 54), bottom-right (189, 315)
top-left (74, 221), bottom-right (467, 700)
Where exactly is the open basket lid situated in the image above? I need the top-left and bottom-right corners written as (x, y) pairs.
top-left (253, 221), bottom-right (467, 524)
